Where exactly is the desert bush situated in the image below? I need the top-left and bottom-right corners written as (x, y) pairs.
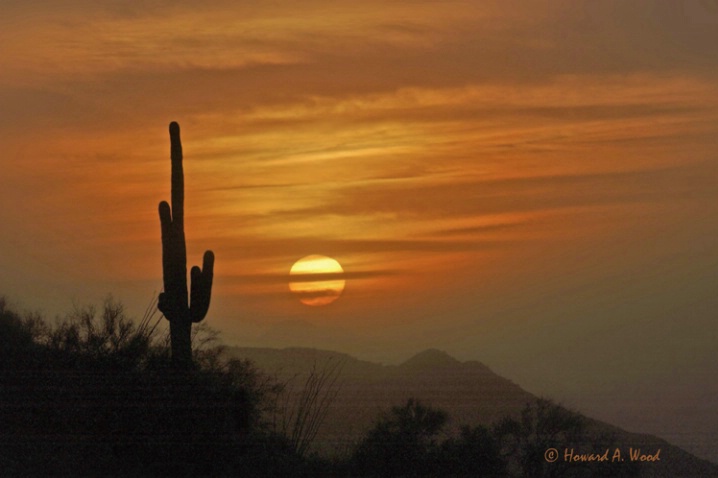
top-left (351, 399), bottom-right (449, 477)
top-left (0, 296), bottom-right (299, 477)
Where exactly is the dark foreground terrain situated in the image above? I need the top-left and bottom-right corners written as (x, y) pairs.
top-left (1, 298), bottom-right (716, 477)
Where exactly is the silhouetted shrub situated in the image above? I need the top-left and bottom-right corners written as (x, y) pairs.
top-left (351, 398), bottom-right (449, 477)
top-left (0, 297), bottom-right (43, 366)
top-left (494, 398), bottom-right (587, 477)
top-left (0, 297), bottom-right (295, 477)
top-left (493, 398), bottom-right (641, 478)
top-left (438, 425), bottom-right (506, 477)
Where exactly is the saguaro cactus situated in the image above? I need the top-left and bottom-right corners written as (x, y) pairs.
top-left (158, 121), bottom-right (214, 368)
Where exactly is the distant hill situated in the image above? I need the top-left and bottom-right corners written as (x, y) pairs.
top-left (227, 346), bottom-right (718, 478)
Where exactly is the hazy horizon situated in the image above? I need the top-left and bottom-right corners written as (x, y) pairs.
top-left (1, 0), bottom-right (716, 463)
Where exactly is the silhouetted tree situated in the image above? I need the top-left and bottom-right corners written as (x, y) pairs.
top-left (44, 297), bottom-right (162, 368)
top-left (494, 398), bottom-right (585, 477)
top-left (438, 425), bottom-right (506, 477)
top-left (351, 399), bottom-right (448, 477)
top-left (0, 297), bottom-right (41, 365)
top-left (158, 122), bottom-right (214, 369)
top-left (494, 398), bottom-right (641, 478)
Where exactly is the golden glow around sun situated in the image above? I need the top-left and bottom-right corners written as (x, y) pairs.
top-left (289, 255), bottom-right (346, 306)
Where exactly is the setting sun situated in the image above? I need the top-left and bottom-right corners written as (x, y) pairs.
top-left (289, 255), bottom-right (346, 306)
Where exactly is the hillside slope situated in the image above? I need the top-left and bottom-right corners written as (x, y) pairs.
top-left (228, 346), bottom-right (718, 478)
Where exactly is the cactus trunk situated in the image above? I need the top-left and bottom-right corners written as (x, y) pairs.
top-left (158, 122), bottom-right (214, 368)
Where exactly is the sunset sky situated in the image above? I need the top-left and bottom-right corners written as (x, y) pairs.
top-left (1, 0), bottom-right (717, 461)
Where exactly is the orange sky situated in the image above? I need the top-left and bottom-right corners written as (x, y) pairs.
top-left (1, 0), bottom-right (717, 461)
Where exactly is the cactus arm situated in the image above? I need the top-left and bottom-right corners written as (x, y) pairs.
top-left (190, 250), bottom-right (215, 323)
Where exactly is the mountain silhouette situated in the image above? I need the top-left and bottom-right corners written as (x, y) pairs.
top-left (228, 346), bottom-right (718, 478)
top-left (399, 348), bottom-right (460, 369)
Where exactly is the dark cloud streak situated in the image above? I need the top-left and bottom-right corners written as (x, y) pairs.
top-left (241, 163), bottom-right (716, 223)
top-left (224, 269), bottom-right (399, 286)
top-left (219, 237), bottom-right (513, 261)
